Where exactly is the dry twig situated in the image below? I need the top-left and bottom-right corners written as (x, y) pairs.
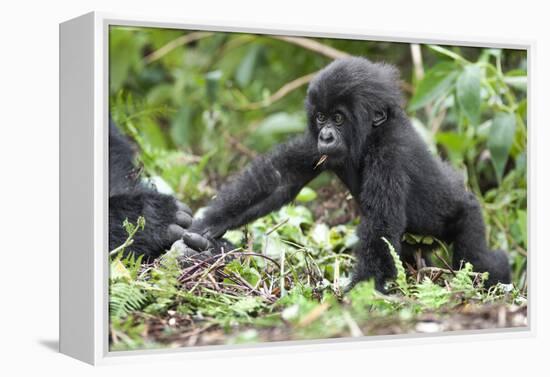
top-left (270, 35), bottom-right (350, 60)
top-left (239, 72), bottom-right (317, 110)
top-left (144, 31), bottom-right (214, 64)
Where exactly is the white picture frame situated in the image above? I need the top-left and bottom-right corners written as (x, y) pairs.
top-left (59, 11), bottom-right (534, 365)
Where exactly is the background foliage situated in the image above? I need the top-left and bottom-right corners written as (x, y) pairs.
top-left (109, 26), bottom-right (527, 349)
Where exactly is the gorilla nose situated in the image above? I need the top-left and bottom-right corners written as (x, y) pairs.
top-left (319, 128), bottom-right (335, 145)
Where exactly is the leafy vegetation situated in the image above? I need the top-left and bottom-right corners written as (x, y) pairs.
top-left (109, 212), bottom-right (526, 350)
top-left (108, 27), bottom-right (527, 350)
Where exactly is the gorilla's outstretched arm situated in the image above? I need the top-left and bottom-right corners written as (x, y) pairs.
top-left (192, 135), bottom-right (323, 238)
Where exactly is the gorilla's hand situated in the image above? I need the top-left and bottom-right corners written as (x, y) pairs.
top-left (171, 229), bottom-right (235, 264)
top-left (165, 201), bottom-right (194, 243)
top-left (109, 193), bottom-right (196, 259)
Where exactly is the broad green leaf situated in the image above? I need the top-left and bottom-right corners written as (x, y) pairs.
top-left (296, 187), bottom-right (317, 202)
top-left (427, 45), bottom-right (469, 63)
top-left (170, 106), bottom-right (194, 147)
top-left (408, 62), bottom-right (459, 111)
top-left (410, 118), bottom-right (436, 154)
top-left (436, 131), bottom-right (473, 164)
top-left (278, 205), bottom-right (313, 227)
top-left (488, 112), bottom-right (516, 181)
top-left (224, 260), bottom-right (261, 287)
top-left (517, 209), bottom-right (527, 247)
top-left (252, 112), bottom-right (306, 151)
top-left (343, 232), bottom-right (359, 249)
top-left (256, 112), bottom-right (305, 135)
top-left (205, 70), bottom-right (223, 103)
top-left (403, 233), bottom-right (422, 244)
top-left (456, 65), bottom-right (481, 125)
top-left (262, 233), bottom-right (286, 258)
top-left (503, 76), bottom-right (527, 91)
top-left (311, 223), bottom-right (330, 247)
top-left (224, 230), bottom-right (245, 246)
top-left (240, 267), bottom-right (261, 287)
top-left (517, 99), bottom-right (527, 122)
top-left (109, 29), bottom-right (146, 93)
top-left (139, 117), bottom-right (169, 150)
top-left (422, 236), bottom-right (434, 245)
top-left (236, 45), bottom-right (261, 87)
top-left (504, 69), bottom-right (527, 91)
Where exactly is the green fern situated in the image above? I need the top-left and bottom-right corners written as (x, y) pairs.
top-left (109, 281), bottom-right (147, 319)
top-left (144, 250), bottom-right (182, 314)
top-left (382, 237), bottom-right (409, 295)
top-left (110, 216), bottom-right (146, 257)
top-left (450, 262), bottom-right (488, 298)
top-left (414, 277), bottom-right (450, 309)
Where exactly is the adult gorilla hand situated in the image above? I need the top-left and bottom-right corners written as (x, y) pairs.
top-left (171, 229), bottom-right (235, 262)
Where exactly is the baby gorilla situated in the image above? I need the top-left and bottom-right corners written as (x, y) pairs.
top-left (189, 57), bottom-right (511, 291)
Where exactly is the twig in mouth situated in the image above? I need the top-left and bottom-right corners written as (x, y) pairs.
top-left (314, 155), bottom-right (328, 169)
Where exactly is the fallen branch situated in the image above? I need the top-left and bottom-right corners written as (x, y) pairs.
top-left (224, 132), bottom-right (257, 158)
top-left (238, 72), bottom-right (317, 110)
top-left (144, 31), bottom-right (215, 64)
top-left (270, 35), bottom-right (350, 60)
top-left (433, 251), bottom-right (456, 276)
top-left (298, 302), bottom-right (330, 327)
top-left (417, 266), bottom-right (484, 280)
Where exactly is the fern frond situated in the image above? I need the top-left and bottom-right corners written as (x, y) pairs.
top-left (109, 281), bottom-right (147, 319)
top-left (382, 237), bottom-right (409, 295)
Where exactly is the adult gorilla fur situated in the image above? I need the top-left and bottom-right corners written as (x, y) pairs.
top-left (109, 120), bottom-right (194, 259)
top-left (191, 57), bottom-right (511, 291)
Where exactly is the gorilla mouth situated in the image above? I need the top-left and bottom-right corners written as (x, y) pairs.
top-left (318, 143), bottom-right (345, 158)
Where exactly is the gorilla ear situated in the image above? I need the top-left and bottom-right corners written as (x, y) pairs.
top-left (372, 110), bottom-right (387, 127)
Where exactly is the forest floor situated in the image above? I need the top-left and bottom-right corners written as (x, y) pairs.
top-left (128, 300), bottom-right (526, 349)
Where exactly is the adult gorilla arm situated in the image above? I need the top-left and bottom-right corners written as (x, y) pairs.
top-left (192, 134), bottom-right (323, 239)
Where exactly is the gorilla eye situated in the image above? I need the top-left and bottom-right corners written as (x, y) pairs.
top-left (316, 112), bottom-right (327, 124)
top-left (333, 112), bottom-right (344, 125)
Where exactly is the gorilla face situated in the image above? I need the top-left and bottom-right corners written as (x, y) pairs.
top-left (306, 86), bottom-right (357, 163)
top-left (306, 57), bottom-right (403, 164)
top-left (314, 109), bottom-right (348, 158)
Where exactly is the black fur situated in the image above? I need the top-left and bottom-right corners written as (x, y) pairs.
top-left (192, 57), bottom-right (511, 291)
top-left (109, 120), bottom-right (193, 259)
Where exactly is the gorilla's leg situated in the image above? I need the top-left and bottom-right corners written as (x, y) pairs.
top-left (109, 191), bottom-right (192, 260)
top-left (350, 220), bottom-right (402, 292)
top-left (451, 192), bottom-right (511, 286)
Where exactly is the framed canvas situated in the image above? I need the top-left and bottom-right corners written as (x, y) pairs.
top-left (59, 12), bottom-right (532, 365)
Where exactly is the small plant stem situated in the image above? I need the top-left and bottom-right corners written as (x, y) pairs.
top-left (280, 248), bottom-right (286, 297)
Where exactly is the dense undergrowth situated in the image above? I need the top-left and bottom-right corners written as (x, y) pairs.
top-left (109, 205), bottom-right (526, 350)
